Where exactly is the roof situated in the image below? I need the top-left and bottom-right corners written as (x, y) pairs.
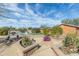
top-left (59, 23), bottom-right (79, 28)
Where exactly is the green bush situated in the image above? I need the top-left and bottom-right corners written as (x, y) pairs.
top-left (0, 27), bottom-right (9, 35)
top-left (32, 28), bottom-right (41, 34)
top-left (42, 29), bottom-right (49, 35)
top-left (63, 33), bottom-right (78, 47)
top-left (63, 33), bottom-right (79, 53)
top-left (76, 39), bottom-right (79, 48)
top-left (51, 26), bottom-right (63, 37)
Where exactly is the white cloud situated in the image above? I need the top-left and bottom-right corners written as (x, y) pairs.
top-left (2, 3), bottom-right (23, 12)
top-left (0, 3), bottom-right (62, 28)
top-left (45, 10), bottom-right (57, 17)
top-left (54, 12), bottom-right (64, 19)
top-left (13, 12), bottom-right (22, 16)
top-left (25, 4), bottom-right (39, 17)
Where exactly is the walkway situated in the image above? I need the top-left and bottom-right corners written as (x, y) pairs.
top-left (30, 35), bottom-right (64, 56)
top-left (0, 35), bottom-right (64, 56)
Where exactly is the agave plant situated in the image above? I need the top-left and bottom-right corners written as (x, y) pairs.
top-left (20, 37), bottom-right (32, 48)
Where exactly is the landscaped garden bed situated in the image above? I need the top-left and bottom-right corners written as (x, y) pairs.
top-left (20, 37), bottom-right (32, 48)
top-left (59, 33), bottom-right (79, 55)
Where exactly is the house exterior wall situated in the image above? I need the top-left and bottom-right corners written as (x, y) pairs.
top-left (60, 25), bottom-right (77, 35)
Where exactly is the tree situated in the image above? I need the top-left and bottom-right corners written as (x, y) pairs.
top-left (62, 19), bottom-right (73, 24)
top-left (73, 18), bottom-right (79, 25)
top-left (40, 25), bottom-right (49, 28)
top-left (18, 28), bottom-right (27, 33)
top-left (62, 18), bottom-right (79, 26)
top-left (42, 28), bottom-right (49, 35)
top-left (32, 28), bottom-right (41, 34)
top-left (28, 27), bottom-right (32, 30)
top-left (0, 27), bottom-right (10, 35)
top-left (51, 26), bottom-right (63, 37)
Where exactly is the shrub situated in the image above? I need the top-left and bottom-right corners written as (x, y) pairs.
top-left (63, 33), bottom-right (78, 47)
top-left (63, 33), bottom-right (79, 53)
top-left (51, 26), bottom-right (63, 37)
top-left (32, 28), bottom-right (41, 34)
top-left (42, 28), bottom-right (49, 35)
top-left (0, 27), bottom-right (9, 35)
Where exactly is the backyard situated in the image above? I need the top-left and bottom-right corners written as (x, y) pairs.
top-left (0, 25), bottom-right (79, 56)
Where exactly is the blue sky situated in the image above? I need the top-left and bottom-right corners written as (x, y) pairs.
top-left (0, 3), bottom-right (79, 28)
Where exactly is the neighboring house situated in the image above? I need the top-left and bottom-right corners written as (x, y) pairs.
top-left (59, 24), bottom-right (79, 36)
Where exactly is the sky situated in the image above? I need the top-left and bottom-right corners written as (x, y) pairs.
top-left (0, 3), bottom-right (79, 28)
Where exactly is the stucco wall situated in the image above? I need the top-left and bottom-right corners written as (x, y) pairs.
top-left (60, 25), bottom-right (76, 35)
